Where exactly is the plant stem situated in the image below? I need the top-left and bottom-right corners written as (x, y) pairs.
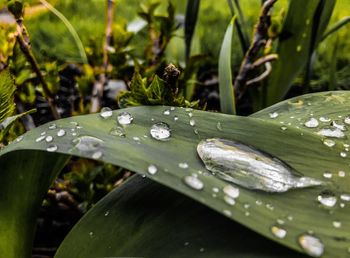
top-left (233, 0), bottom-right (277, 100)
top-left (90, 0), bottom-right (115, 113)
top-left (15, 17), bottom-right (60, 119)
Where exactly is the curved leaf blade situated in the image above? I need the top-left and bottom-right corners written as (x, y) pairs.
top-left (0, 69), bottom-right (16, 124)
top-left (56, 176), bottom-right (305, 258)
top-left (1, 92), bottom-right (350, 257)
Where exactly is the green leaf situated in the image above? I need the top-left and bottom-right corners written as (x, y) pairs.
top-left (56, 176), bottom-right (305, 258)
top-left (321, 16), bottom-right (350, 41)
top-left (0, 109), bottom-right (36, 141)
top-left (185, 0), bottom-right (201, 60)
top-left (218, 17), bottom-right (236, 115)
top-left (0, 69), bottom-right (16, 124)
top-left (2, 91), bottom-right (350, 257)
top-left (265, 0), bottom-right (336, 106)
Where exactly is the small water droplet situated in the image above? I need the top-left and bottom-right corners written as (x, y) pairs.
top-left (147, 164), bottom-right (158, 175)
top-left (197, 138), bottom-right (323, 192)
top-left (150, 122), bottom-right (171, 141)
top-left (224, 195), bottom-right (236, 206)
top-left (46, 144), bottom-right (58, 152)
top-left (344, 116), bottom-right (350, 125)
top-left (57, 129), bottom-right (66, 137)
top-left (100, 107), bottom-right (113, 118)
top-left (333, 220), bottom-right (341, 228)
top-left (298, 234), bottom-right (324, 257)
top-left (48, 124), bottom-right (57, 130)
top-left (271, 226), bottom-right (287, 239)
top-left (317, 191), bottom-right (337, 207)
top-left (170, 107), bottom-right (175, 111)
top-left (304, 118), bottom-right (319, 128)
top-left (104, 211), bottom-right (110, 216)
top-left (36, 135), bottom-right (46, 142)
top-left (256, 200), bottom-right (263, 206)
top-left (340, 193), bottom-right (350, 201)
top-left (331, 121), bottom-right (346, 131)
top-left (223, 185), bottom-right (240, 199)
top-left (296, 45), bottom-right (302, 52)
top-left (323, 139), bottom-right (335, 147)
top-left (174, 116), bottom-right (179, 121)
top-left (340, 152), bottom-right (347, 158)
top-left (338, 171), bottom-right (346, 177)
top-left (323, 172), bottom-right (332, 179)
top-left (280, 126), bottom-right (287, 131)
top-left (133, 136), bottom-right (140, 142)
top-left (163, 109), bottom-right (170, 115)
top-left (92, 151), bottom-right (103, 159)
top-left (110, 126), bottom-right (126, 137)
top-left (269, 112), bottom-right (279, 119)
top-left (223, 210), bottom-right (232, 217)
top-left (117, 112), bottom-right (133, 125)
top-left (15, 135), bottom-right (24, 142)
top-left (317, 128), bottom-right (345, 138)
top-left (190, 119), bottom-right (196, 127)
top-left (45, 136), bottom-right (53, 142)
top-left (41, 132), bottom-right (46, 136)
top-left (183, 175), bottom-right (204, 190)
top-left (72, 136), bottom-right (104, 158)
top-left (216, 122), bottom-right (223, 131)
top-left (199, 248), bottom-right (205, 252)
top-left (179, 162), bottom-right (189, 169)
top-left (319, 116), bottom-right (331, 123)
top-left (89, 231), bottom-right (94, 238)
top-left (245, 211), bottom-right (250, 216)
top-left (212, 187), bottom-right (219, 193)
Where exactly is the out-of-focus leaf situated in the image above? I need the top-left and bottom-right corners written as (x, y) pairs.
top-left (0, 109), bottom-right (36, 141)
top-left (219, 17), bottom-right (236, 114)
top-left (56, 176), bottom-right (305, 258)
top-left (265, 0), bottom-right (336, 106)
top-left (185, 0), bottom-right (200, 60)
top-left (0, 69), bottom-right (16, 124)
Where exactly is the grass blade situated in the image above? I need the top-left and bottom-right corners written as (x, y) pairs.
top-left (219, 17), bottom-right (236, 114)
top-left (321, 16), bottom-right (350, 41)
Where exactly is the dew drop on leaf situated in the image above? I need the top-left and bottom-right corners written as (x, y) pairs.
top-left (45, 136), bottom-right (53, 142)
top-left (100, 107), bottom-right (113, 119)
top-left (317, 191), bottom-right (337, 207)
top-left (72, 136), bottom-right (104, 158)
top-left (109, 126), bottom-right (126, 137)
top-left (92, 151), bottom-right (103, 160)
top-left (147, 164), bottom-right (158, 175)
top-left (117, 112), bottom-right (133, 125)
top-left (322, 139), bottom-right (335, 147)
top-left (223, 185), bottom-right (240, 199)
top-left (298, 234), bottom-right (324, 257)
top-left (178, 162), bottom-right (189, 169)
top-left (48, 123), bottom-right (57, 130)
top-left (269, 112), bottom-right (279, 119)
top-left (197, 138), bottom-right (323, 192)
top-left (163, 109), bottom-right (170, 115)
top-left (46, 144), bottom-right (58, 152)
top-left (150, 122), bottom-right (171, 141)
top-left (183, 175), bottom-right (204, 190)
top-left (340, 193), bottom-right (350, 201)
top-left (190, 119), bottom-right (196, 127)
top-left (57, 129), bottom-right (66, 137)
top-left (223, 195), bottom-right (236, 206)
top-left (271, 225), bottom-right (287, 239)
top-left (317, 128), bottom-right (345, 138)
top-left (36, 136), bottom-right (46, 142)
top-left (332, 220), bottom-right (341, 228)
top-left (344, 116), bottom-right (350, 125)
top-left (304, 118), bottom-right (319, 128)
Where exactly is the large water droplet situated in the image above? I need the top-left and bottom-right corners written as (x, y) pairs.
top-left (183, 175), bottom-right (204, 190)
top-left (45, 136), bottom-right (53, 142)
top-left (150, 122), bottom-right (171, 141)
top-left (197, 138), bottom-right (323, 192)
top-left (117, 112), bottom-right (133, 125)
top-left (304, 118), bottom-right (319, 128)
top-left (317, 128), bottom-right (345, 138)
top-left (223, 185), bottom-right (240, 199)
top-left (340, 193), bottom-right (350, 201)
top-left (298, 234), bottom-right (324, 257)
top-left (271, 226), bottom-right (287, 239)
top-left (100, 107), bottom-right (113, 119)
top-left (317, 191), bottom-right (337, 207)
top-left (331, 121), bottom-right (346, 131)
